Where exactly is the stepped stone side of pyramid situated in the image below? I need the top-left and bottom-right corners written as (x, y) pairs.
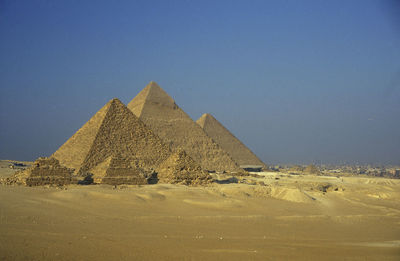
top-left (78, 99), bottom-right (171, 175)
top-left (2, 157), bottom-right (75, 186)
top-left (127, 82), bottom-right (242, 173)
top-left (26, 157), bottom-right (75, 186)
top-left (157, 149), bottom-right (212, 185)
top-left (197, 113), bottom-right (267, 169)
top-left (52, 98), bottom-right (172, 176)
top-left (96, 156), bottom-right (154, 185)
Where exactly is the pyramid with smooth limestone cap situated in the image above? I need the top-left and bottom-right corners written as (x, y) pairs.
top-left (197, 113), bottom-right (267, 168)
top-left (127, 81), bottom-right (242, 173)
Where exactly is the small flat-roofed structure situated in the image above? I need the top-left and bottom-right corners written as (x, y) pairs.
top-left (240, 165), bottom-right (264, 172)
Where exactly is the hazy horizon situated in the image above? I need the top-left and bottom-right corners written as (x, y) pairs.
top-left (1, 0), bottom-right (399, 165)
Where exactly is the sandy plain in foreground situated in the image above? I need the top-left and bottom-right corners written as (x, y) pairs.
top-left (0, 162), bottom-right (399, 260)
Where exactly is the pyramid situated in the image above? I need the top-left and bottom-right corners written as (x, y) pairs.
top-left (2, 157), bottom-right (75, 186)
top-left (127, 82), bottom-right (242, 172)
top-left (90, 154), bottom-right (155, 185)
top-left (52, 98), bottom-right (172, 177)
top-left (157, 149), bottom-right (212, 185)
top-left (25, 157), bottom-right (75, 186)
top-left (196, 113), bottom-right (267, 168)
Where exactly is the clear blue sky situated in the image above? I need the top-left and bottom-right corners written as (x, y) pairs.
top-left (1, 0), bottom-right (399, 165)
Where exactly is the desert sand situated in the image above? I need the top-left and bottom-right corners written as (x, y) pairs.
top-left (1, 164), bottom-right (399, 260)
top-left (1, 83), bottom-right (399, 260)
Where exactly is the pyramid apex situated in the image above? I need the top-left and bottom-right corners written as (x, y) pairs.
top-left (148, 81), bottom-right (160, 86)
top-left (197, 113), bottom-right (215, 128)
top-left (109, 98), bottom-right (122, 104)
top-left (128, 82), bottom-right (177, 115)
top-left (145, 81), bottom-right (163, 92)
top-left (106, 98), bottom-right (128, 109)
top-left (201, 113), bottom-right (214, 118)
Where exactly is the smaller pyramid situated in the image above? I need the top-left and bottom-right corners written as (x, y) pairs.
top-left (92, 155), bottom-right (155, 185)
top-left (3, 157), bottom-right (75, 186)
top-left (157, 149), bottom-right (213, 185)
top-left (196, 113), bottom-right (267, 169)
top-left (86, 156), bottom-right (113, 183)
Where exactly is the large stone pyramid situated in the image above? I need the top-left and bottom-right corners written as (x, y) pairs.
top-left (127, 82), bottom-right (242, 172)
top-left (197, 113), bottom-right (266, 168)
top-left (52, 98), bottom-right (171, 177)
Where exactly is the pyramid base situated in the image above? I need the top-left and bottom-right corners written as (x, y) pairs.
top-left (26, 176), bottom-right (76, 186)
top-left (99, 167), bottom-right (156, 185)
top-left (101, 176), bottom-right (148, 185)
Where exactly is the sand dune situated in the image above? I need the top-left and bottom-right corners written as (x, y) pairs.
top-left (270, 187), bottom-right (315, 203)
top-left (1, 170), bottom-right (400, 260)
